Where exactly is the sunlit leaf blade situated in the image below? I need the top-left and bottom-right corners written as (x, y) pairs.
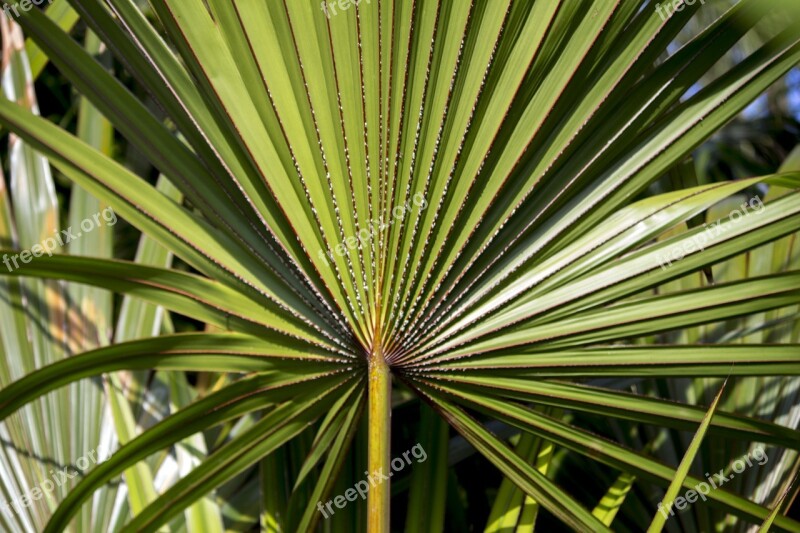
top-left (647, 379), bottom-right (728, 532)
top-left (42, 372), bottom-right (352, 532)
top-left (421, 375), bottom-right (800, 449)
top-left (419, 376), bottom-right (800, 530)
top-left (117, 377), bottom-right (354, 533)
top-left (0, 17), bottom-right (124, 532)
top-left (592, 471), bottom-right (636, 527)
top-left (289, 380), bottom-right (365, 532)
top-left (415, 383), bottom-right (612, 533)
top-left (0, 252), bottom-right (349, 353)
top-left (0, 333), bottom-right (347, 420)
top-left (25, 0), bottom-right (79, 80)
top-left (168, 372), bottom-right (225, 533)
top-left (485, 429), bottom-right (549, 532)
top-left (428, 345), bottom-right (800, 377)
top-left (757, 473), bottom-right (799, 533)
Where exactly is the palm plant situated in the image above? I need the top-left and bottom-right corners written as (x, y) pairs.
top-left (1, 0), bottom-right (800, 531)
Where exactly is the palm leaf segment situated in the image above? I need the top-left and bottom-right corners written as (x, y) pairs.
top-left (1, 0), bottom-right (800, 530)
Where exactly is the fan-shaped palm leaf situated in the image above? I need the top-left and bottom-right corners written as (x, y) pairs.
top-left (1, 0), bottom-right (800, 531)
